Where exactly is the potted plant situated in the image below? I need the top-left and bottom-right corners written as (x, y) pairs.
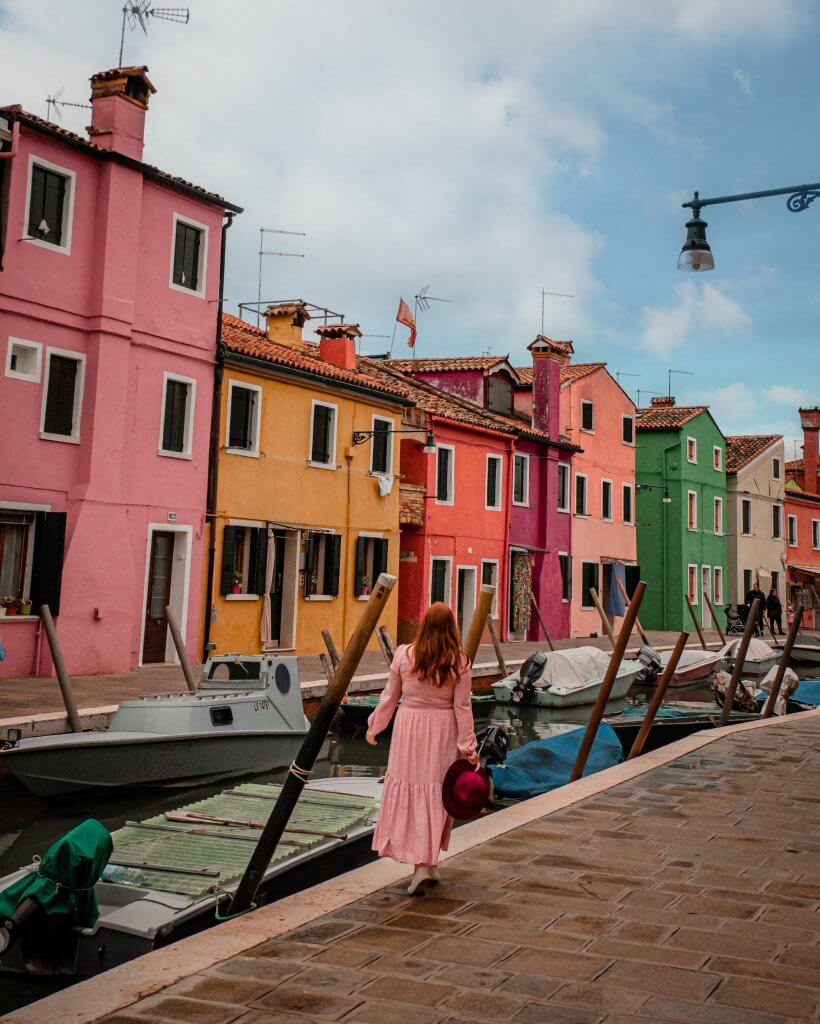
top-left (232, 570), bottom-right (243, 595)
top-left (359, 574), bottom-right (370, 597)
top-left (2, 596), bottom-right (17, 617)
top-left (19, 599), bottom-right (33, 616)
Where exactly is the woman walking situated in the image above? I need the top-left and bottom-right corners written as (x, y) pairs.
top-left (366, 602), bottom-right (478, 894)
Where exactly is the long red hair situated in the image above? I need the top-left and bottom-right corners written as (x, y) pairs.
top-left (411, 602), bottom-right (467, 687)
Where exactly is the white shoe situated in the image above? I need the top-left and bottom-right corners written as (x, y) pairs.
top-left (407, 867), bottom-right (431, 895)
top-left (427, 865), bottom-right (440, 885)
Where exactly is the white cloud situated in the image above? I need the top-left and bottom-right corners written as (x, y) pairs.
top-left (762, 385), bottom-right (817, 405)
top-left (733, 69), bottom-right (754, 100)
top-left (640, 281), bottom-right (750, 356)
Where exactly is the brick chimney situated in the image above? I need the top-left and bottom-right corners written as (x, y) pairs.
top-left (527, 336), bottom-right (569, 441)
top-left (88, 67), bottom-right (155, 161)
top-left (317, 324), bottom-right (361, 370)
top-left (264, 302), bottom-right (311, 350)
top-left (800, 407), bottom-right (820, 495)
top-left (651, 396), bottom-right (676, 408)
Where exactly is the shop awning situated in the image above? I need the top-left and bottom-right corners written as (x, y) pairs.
top-left (788, 564), bottom-right (820, 578)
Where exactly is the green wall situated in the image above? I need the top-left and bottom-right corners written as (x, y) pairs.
top-left (636, 411), bottom-right (727, 631)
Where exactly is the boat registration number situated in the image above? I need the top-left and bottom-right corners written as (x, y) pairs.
top-left (253, 700), bottom-right (272, 712)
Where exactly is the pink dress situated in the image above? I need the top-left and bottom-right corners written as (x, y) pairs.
top-left (367, 643), bottom-right (477, 866)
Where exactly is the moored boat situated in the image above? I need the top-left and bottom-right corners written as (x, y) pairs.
top-left (716, 637), bottom-right (778, 679)
top-left (491, 647), bottom-right (643, 708)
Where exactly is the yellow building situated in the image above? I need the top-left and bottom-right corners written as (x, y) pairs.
top-left (204, 303), bottom-right (411, 657)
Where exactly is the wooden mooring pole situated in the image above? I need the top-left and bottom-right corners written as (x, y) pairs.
top-left (528, 590), bottom-right (555, 652)
top-left (685, 595), bottom-right (708, 650)
top-left (718, 596), bottom-right (762, 726)
top-left (40, 604), bottom-right (82, 733)
top-left (702, 590), bottom-right (726, 644)
top-left (614, 574), bottom-right (649, 646)
top-left (761, 605), bottom-right (803, 718)
top-left (628, 631), bottom-right (688, 759)
top-left (376, 625), bottom-right (396, 666)
top-left (321, 629), bottom-right (341, 670)
top-left (463, 586), bottom-right (496, 665)
top-left (570, 581), bottom-right (646, 782)
top-left (165, 604), bottom-right (197, 693)
top-left (589, 588), bottom-right (616, 647)
top-left (486, 614), bottom-right (508, 676)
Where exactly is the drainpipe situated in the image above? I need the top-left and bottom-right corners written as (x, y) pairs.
top-left (202, 211), bottom-right (235, 661)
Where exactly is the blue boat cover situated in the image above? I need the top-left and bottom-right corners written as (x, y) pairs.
top-left (489, 723), bottom-right (623, 800)
top-left (755, 679), bottom-right (820, 707)
top-left (616, 705), bottom-right (704, 720)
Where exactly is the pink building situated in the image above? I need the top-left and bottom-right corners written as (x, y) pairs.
top-left (0, 67), bottom-right (241, 676)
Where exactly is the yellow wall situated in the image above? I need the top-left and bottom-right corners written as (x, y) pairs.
top-left (209, 362), bottom-right (403, 656)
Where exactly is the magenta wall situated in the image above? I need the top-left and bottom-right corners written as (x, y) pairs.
top-left (404, 369), bottom-right (484, 406)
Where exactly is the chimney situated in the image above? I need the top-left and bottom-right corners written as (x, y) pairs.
top-left (317, 324), bottom-right (361, 371)
top-left (527, 336), bottom-right (568, 440)
top-left (88, 67), bottom-right (155, 161)
top-left (800, 407), bottom-right (820, 493)
top-left (264, 302), bottom-right (311, 349)
top-left (651, 395), bottom-right (676, 408)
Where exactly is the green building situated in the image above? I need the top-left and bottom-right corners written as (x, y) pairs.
top-left (636, 397), bottom-right (728, 631)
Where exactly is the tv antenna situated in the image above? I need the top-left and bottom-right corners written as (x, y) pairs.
top-left (637, 388), bottom-right (664, 407)
top-left (119, 2), bottom-right (190, 66)
top-left (541, 287), bottom-right (575, 333)
top-left (412, 285), bottom-right (452, 359)
top-left (615, 371), bottom-right (640, 385)
top-left (256, 227), bottom-right (306, 326)
top-left (45, 89), bottom-right (91, 122)
top-left (667, 368), bottom-right (694, 397)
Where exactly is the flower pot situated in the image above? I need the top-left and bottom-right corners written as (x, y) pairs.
top-left (0, 607), bottom-right (6, 617)
top-left (231, 583), bottom-right (241, 595)
top-left (19, 601), bottom-right (32, 616)
top-left (5, 606), bottom-right (17, 616)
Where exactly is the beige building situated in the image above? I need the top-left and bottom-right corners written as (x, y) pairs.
top-left (726, 435), bottom-right (787, 606)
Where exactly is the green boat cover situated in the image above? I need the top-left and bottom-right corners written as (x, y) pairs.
top-left (0, 819), bottom-right (112, 928)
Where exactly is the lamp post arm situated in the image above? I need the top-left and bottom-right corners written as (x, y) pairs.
top-left (683, 183), bottom-right (820, 215)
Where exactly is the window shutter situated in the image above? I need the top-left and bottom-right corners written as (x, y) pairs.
top-left (374, 538), bottom-right (388, 582)
top-left (327, 534), bottom-right (341, 596)
top-left (44, 171), bottom-right (65, 246)
top-left (29, 512), bottom-right (67, 616)
top-left (44, 356), bottom-right (78, 436)
top-left (163, 379), bottom-right (187, 452)
top-left (188, 226), bottom-right (201, 290)
top-left (354, 537), bottom-right (366, 596)
top-left (304, 532), bottom-right (317, 596)
top-left (220, 526), bottom-right (240, 595)
top-left (312, 406), bottom-right (331, 464)
top-left (625, 564), bottom-right (640, 599)
top-left (372, 421), bottom-right (389, 473)
top-left (173, 220), bottom-right (187, 285)
top-left (437, 449), bottom-right (449, 500)
top-left (249, 528), bottom-right (267, 595)
top-left (228, 387), bottom-right (251, 448)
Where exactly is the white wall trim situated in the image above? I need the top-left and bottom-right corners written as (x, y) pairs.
top-left (370, 413), bottom-right (394, 475)
top-left (485, 453), bottom-right (503, 510)
top-left (512, 451), bottom-right (530, 507)
top-left (158, 371), bottom-right (196, 459)
top-left (600, 478), bottom-right (613, 521)
top-left (225, 379), bottom-right (262, 457)
top-left (39, 345), bottom-right (86, 444)
top-left (308, 398), bottom-right (339, 470)
top-left (5, 337), bottom-right (42, 383)
top-left (168, 212), bottom-right (209, 299)
top-left (429, 554), bottom-right (453, 605)
top-left (434, 443), bottom-right (455, 505)
top-left (22, 152), bottom-right (76, 255)
top-left (137, 523), bottom-right (193, 668)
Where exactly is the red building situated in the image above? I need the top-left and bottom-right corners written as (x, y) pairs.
top-left (785, 407), bottom-right (820, 628)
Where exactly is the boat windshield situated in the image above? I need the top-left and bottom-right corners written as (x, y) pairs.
top-left (206, 659), bottom-right (262, 681)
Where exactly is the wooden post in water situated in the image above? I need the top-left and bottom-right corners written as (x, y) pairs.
top-left (702, 590), bottom-right (726, 644)
top-left (227, 573), bottom-right (396, 917)
top-left (486, 614), bottom-right (508, 676)
top-left (685, 595), bottom-right (707, 650)
top-left (463, 585), bottom-right (496, 665)
top-left (628, 631), bottom-right (688, 759)
top-left (318, 652), bottom-right (334, 685)
top-left (614, 575), bottom-right (649, 646)
top-left (165, 605), bottom-right (197, 693)
top-left (589, 588), bottom-right (616, 647)
top-left (528, 590), bottom-right (555, 652)
top-left (321, 629), bottom-right (341, 670)
top-left (376, 625), bottom-right (396, 665)
top-left (569, 581), bottom-right (646, 782)
top-left (718, 596), bottom-right (762, 726)
top-left (40, 605), bottom-right (82, 734)
top-left (761, 605), bottom-right (803, 718)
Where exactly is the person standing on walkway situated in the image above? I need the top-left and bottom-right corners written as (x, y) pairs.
top-left (766, 588), bottom-right (784, 636)
top-left (366, 602), bottom-right (478, 895)
top-left (745, 581), bottom-right (766, 636)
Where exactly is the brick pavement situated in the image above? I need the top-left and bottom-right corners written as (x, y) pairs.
top-left (96, 715), bottom-right (819, 1024)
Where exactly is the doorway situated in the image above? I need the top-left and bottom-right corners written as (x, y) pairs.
top-left (701, 566), bottom-right (712, 628)
top-left (456, 566), bottom-right (476, 639)
top-left (142, 531), bottom-right (175, 663)
top-left (269, 531), bottom-right (287, 646)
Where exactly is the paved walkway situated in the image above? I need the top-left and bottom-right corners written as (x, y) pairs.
top-left (76, 714), bottom-right (820, 1024)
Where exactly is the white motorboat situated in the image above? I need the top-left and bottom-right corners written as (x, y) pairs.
top-left (491, 647), bottom-right (643, 708)
top-left (661, 648), bottom-right (719, 687)
top-left (0, 656), bottom-right (310, 797)
top-left (716, 637), bottom-right (779, 679)
top-left (774, 634), bottom-right (820, 667)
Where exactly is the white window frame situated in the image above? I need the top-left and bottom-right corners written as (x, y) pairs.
top-left (307, 398), bottom-right (338, 470)
top-left (772, 502), bottom-right (783, 540)
top-left (575, 472), bottom-right (589, 517)
top-left (434, 443), bottom-right (455, 505)
top-left (787, 514), bottom-right (797, 547)
top-left (158, 371), bottom-right (196, 459)
top-left (558, 550), bottom-right (571, 603)
top-left (0, 501), bottom-right (46, 606)
top-left (713, 565), bottom-right (723, 605)
top-left (225, 380), bottom-right (263, 458)
top-left (713, 496), bottom-right (723, 536)
top-left (622, 482), bottom-right (634, 525)
top-left (687, 563), bottom-right (698, 604)
top-left (687, 489), bottom-right (697, 531)
top-left (580, 560), bottom-right (598, 609)
top-left (169, 212), bottom-right (209, 299)
top-left (512, 452), bottom-right (530, 507)
top-left (601, 478), bottom-right (613, 522)
top-left (772, 457), bottom-right (781, 481)
top-left (557, 462), bottom-right (570, 513)
top-left (621, 414), bottom-right (635, 446)
top-left (480, 559), bottom-right (499, 616)
top-left (429, 555), bottom-right (453, 605)
top-left (23, 154), bottom-right (76, 255)
top-left (40, 346), bottom-right (86, 444)
top-left (741, 497), bottom-right (752, 537)
top-left (713, 445), bottom-right (722, 472)
top-left (369, 414), bottom-right (394, 475)
top-left (813, 519), bottom-right (820, 551)
top-left (485, 454), bottom-right (503, 511)
top-left (580, 399), bottom-right (595, 433)
top-left (686, 437), bottom-right (697, 464)
top-left (5, 337), bottom-right (42, 383)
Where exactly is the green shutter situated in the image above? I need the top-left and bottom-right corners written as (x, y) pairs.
top-left (374, 538), bottom-right (388, 582)
top-left (220, 526), bottom-right (240, 595)
top-left (354, 537), bottom-right (366, 597)
top-left (29, 512), bottom-right (67, 616)
top-left (304, 533), bottom-right (317, 596)
top-left (250, 528), bottom-right (267, 595)
top-left (326, 535), bottom-right (341, 596)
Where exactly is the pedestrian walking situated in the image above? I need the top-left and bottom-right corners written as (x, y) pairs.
top-left (366, 602), bottom-right (478, 895)
top-left (766, 588), bottom-right (784, 636)
top-left (745, 581), bottom-right (767, 636)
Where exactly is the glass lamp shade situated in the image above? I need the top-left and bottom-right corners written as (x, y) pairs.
top-left (677, 247), bottom-right (714, 272)
top-left (422, 431), bottom-right (436, 455)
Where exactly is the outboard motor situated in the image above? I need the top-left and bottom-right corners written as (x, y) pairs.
top-left (635, 645), bottom-right (662, 687)
top-left (476, 725), bottom-right (508, 767)
top-left (511, 652), bottom-right (548, 705)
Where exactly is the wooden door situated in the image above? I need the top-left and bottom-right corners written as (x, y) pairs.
top-left (142, 531), bottom-right (174, 663)
top-left (269, 532), bottom-right (286, 646)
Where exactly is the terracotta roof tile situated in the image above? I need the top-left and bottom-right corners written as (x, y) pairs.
top-left (515, 367), bottom-right (533, 386)
top-left (636, 404), bottom-right (709, 430)
top-left (786, 458), bottom-right (803, 474)
top-left (560, 362), bottom-right (605, 385)
top-left (390, 356), bottom-right (516, 377)
top-left (725, 434), bottom-right (781, 473)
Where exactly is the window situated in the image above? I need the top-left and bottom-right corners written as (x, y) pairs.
top-left (622, 415), bottom-right (634, 445)
top-left (575, 473), bottom-right (588, 516)
top-left (713, 496), bottom-right (723, 535)
top-left (713, 446), bottom-right (722, 472)
top-left (0, 511), bottom-right (33, 600)
top-left (787, 514), bottom-right (797, 547)
top-left (25, 157), bottom-right (74, 252)
top-left (226, 382), bottom-right (262, 455)
top-left (355, 536), bottom-right (388, 597)
top-left (687, 565), bottom-right (698, 604)
top-left (435, 445), bottom-right (454, 504)
top-left (713, 566), bottom-right (723, 605)
top-left (772, 503), bottom-right (782, 540)
top-left (687, 437), bottom-right (697, 464)
top-left (772, 457), bottom-right (781, 480)
top-left (601, 480), bottom-right (612, 521)
top-left (370, 416), bottom-right (393, 474)
top-left (430, 557), bottom-right (451, 605)
top-left (170, 214), bottom-right (207, 296)
top-left (813, 520), bottom-right (820, 550)
top-left (487, 375), bottom-right (513, 416)
top-left (309, 400), bottom-right (337, 468)
top-left (512, 453), bottom-right (529, 506)
top-left (743, 569), bottom-right (753, 598)
top-left (304, 532), bottom-right (341, 598)
top-left (622, 483), bottom-right (634, 525)
top-left (559, 552), bottom-right (571, 602)
top-left (771, 569), bottom-right (779, 596)
top-left (0, 508), bottom-right (66, 614)
top-left (486, 455), bottom-right (502, 510)
top-left (687, 490), bottom-right (697, 530)
top-left (741, 499), bottom-right (752, 536)
top-left (481, 560), bottom-right (499, 616)
top-left (159, 373), bottom-right (195, 457)
top-left (581, 561), bottom-right (599, 609)
top-left (557, 463), bottom-right (570, 512)
top-left (41, 348), bottom-right (85, 442)
top-left (5, 338), bottom-right (41, 382)
top-left (220, 525), bottom-right (267, 597)
top-left (580, 400), bottom-right (594, 432)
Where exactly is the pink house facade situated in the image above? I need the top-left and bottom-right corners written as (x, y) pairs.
top-left (0, 67), bottom-right (241, 676)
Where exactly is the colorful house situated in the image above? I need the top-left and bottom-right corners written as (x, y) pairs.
top-left (205, 305), bottom-right (410, 658)
top-left (724, 434), bottom-right (786, 607)
top-left (635, 397), bottom-right (727, 632)
top-left (784, 407), bottom-right (820, 628)
top-left (0, 67), bottom-right (241, 677)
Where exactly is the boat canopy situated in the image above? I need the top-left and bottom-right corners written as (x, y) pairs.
top-left (718, 638), bottom-right (776, 661)
top-left (538, 646), bottom-right (615, 692)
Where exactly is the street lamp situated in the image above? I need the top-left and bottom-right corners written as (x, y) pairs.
top-left (637, 482), bottom-right (672, 504)
top-left (352, 427), bottom-right (436, 454)
top-left (678, 201), bottom-right (713, 272)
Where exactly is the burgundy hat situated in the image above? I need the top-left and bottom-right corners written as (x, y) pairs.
top-left (442, 759), bottom-right (490, 821)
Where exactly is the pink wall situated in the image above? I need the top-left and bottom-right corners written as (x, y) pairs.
top-left (406, 369), bottom-right (484, 405)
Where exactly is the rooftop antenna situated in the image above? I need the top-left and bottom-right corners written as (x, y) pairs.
top-left (541, 287), bottom-right (575, 334)
top-left (413, 284), bottom-right (451, 358)
top-left (256, 227), bottom-right (306, 326)
top-left (616, 371), bottom-right (640, 386)
top-left (45, 89), bottom-right (91, 122)
top-left (637, 388), bottom-right (664, 407)
top-left (119, 2), bottom-right (190, 66)
top-left (667, 368), bottom-right (694, 397)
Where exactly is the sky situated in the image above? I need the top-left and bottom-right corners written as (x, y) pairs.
top-left (2, 0), bottom-right (818, 456)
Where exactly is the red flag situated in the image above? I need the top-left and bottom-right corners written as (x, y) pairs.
top-left (396, 298), bottom-right (417, 349)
